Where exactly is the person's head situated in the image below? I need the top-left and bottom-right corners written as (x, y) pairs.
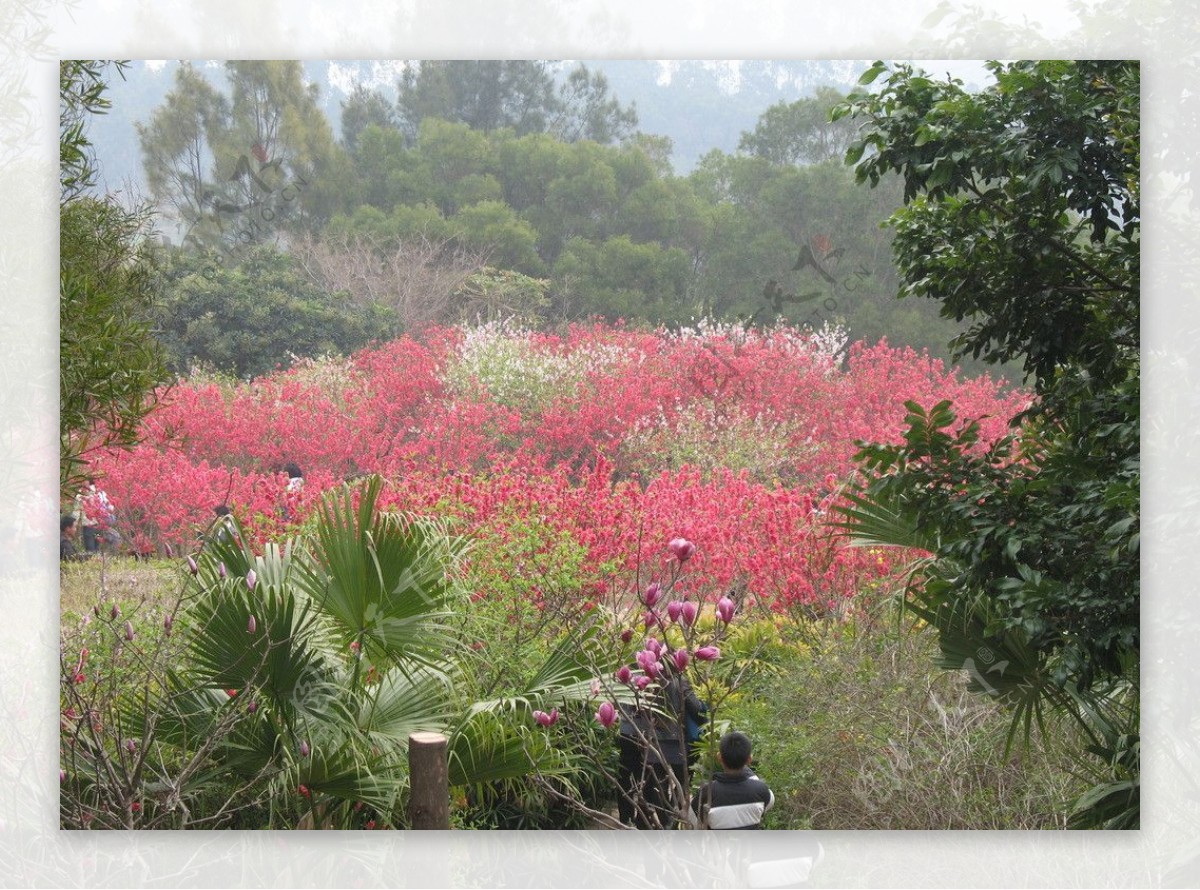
top-left (717, 731), bottom-right (754, 771)
top-left (284, 462), bottom-right (303, 479)
top-left (213, 504), bottom-right (231, 518)
top-left (61, 514), bottom-right (77, 536)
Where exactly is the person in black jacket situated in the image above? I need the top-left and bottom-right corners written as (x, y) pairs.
top-left (616, 669), bottom-right (706, 829)
top-left (690, 731), bottom-right (775, 829)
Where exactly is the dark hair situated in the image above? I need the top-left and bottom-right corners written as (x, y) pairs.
top-left (719, 731), bottom-right (753, 770)
top-left (213, 504), bottom-right (231, 517)
top-left (61, 513), bottom-right (77, 532)
top-left (284, 463), bottom-right (303, 479)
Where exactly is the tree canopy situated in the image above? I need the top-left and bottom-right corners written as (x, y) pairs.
top-left (836, 60), bottom-right (1139, 828)
top-left (60, 60), bottom-right (171, 489)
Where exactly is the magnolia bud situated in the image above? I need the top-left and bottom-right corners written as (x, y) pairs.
top-left (668, 538), bottom-right (696, 562)
top-left (124, 621), bottom-right (134, 642)
top-left (186, 556), bottom-right (198, 576)
top-left (643, 582), bottom-right (662, 607)
top-left (694, 646), bottom-right (720, 662)
top-left (681, 601), bottom-right (699, 626)
top-left (247, 615), bottom-right (257, 634)
top-left (299, 740), bottom-right (310, 757)
top-left (717, 596), bottom-right (736, 624)
top-left (595, 701), bottom-right (618, 729)
top-left (246, 569), bottom-right (257, 592)
top-left (666, 601), bottom-right (683, 623)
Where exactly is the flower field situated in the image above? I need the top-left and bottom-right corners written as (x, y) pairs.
top-left (90, 319), bottom-right (1026, 614)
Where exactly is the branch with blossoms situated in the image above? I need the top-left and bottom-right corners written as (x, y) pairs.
top-left (521, 535), bottom-right (756, 829)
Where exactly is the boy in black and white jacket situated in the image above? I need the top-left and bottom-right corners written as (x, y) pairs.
top-left (690, 731), bottom-right (775, 829)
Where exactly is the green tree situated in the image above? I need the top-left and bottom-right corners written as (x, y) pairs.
top-left (60, 60), bottom-right (170, 489)
top-left (340, 82), bottom-right (397, 153)
top-left (155, 246), bottom-right (399, 378)
top-left (395, 60), bottom-right (637, 146)
top-left (835, 60), bottom-right (1139, 828)
top-left (139, 61), bottom-right (343, 249)
top-left (738, 86), bottom-right (859, 166)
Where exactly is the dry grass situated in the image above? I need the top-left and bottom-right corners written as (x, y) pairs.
top-left (59, 555), bottom-right (179, 623)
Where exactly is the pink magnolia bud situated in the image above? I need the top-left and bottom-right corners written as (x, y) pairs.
top-left (619, 628), bottom-right (633, 644)
top-left (248, 700), bottom-right (259, 714)
top-left (634, 675), bottom-right (652, 690)
top-left (666, 601), bottom-right (683, 623)
top-left (642, 582), bottom-right (662, 607)
top-left (186, 556), bottom-right (198, 576)
top-left (645, 660), bottom-right (663, 680)
top-left (124, 621), bottom-right (135, 642)
top-left (668, 537), bottom-right (696, 562)
top-left (673, 649), bottom-right (690, 672)
top-left (218, 563), bottom-right (227, 580)
top-left (635, 649), bottom-right (658, 672)
top-left (533, 708), bottom-right (560, 727)
top-left (93, 604), bottom-right (101, 617)
top-left (717, 596), bottom-right (736, 624)
top-left (163, 613), bottom-right (173, 634)
top-left (590, 679), bottom-right (602, 697)
top-left (125, 738), bottom-right (137, 754)
top-left (110, 603), bottom-right (120, 620)
top-left (298, 740), bottom-right (310, 757)
top-left (645, 637), bottom-right (663, 656)
top-left (247, 615), bottom-right (257, 634)
top-left (595, 701), bottom-right (618, 729)
top-left (680, 601), bottom-right (699, 626)
top-left (245, 569), bottom-right (257, 591)
top-left (694, 646), bottom-right (721, 662)
top-left (59, 769), bottom-right (66, 783)
top-left (615, 665), bottom-right (633, 685)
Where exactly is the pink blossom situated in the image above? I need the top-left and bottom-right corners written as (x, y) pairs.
top-left (672, 649), bottom-right (690, 672)
top-left (595, 701), bottom-right (618, 728)
top-left (642, 582), bottom-right (662, 607)
top-left (615, 665), bottom-right (633, 685)
top-left (680, 601), bottom-right (699, 626)
top-left (218, 563), bottom-right (227, 580)
top-left (619, 628), bottom-right (634, 644)
top-left (298, 740), bottom-right (310, 757)
top-left (124, 621), bottom-right (135, 642)
top-left (717, 596), bottom-right (736, 624)
top-left (246, 569), bottom-right (257, 591)
top-left (668, 538), bottom-right (696, 562)
top-left (634, 675), bottom-right (652, 690)
top-left (666, 601), bottom-right (683, 623)
top-left (694, 646), bottom-right (721, 662)
top-left (186, 556), bottom-right (198, 575)
top-left (247, 615), bottom-right (257, 634)
top-left (533, 708), bottom-right (560, 727)
top-left (590, 679), bottom-right (602, 697)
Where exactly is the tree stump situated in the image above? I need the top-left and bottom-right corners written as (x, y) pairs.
top-left (408, 731), bottom-right (450, 829)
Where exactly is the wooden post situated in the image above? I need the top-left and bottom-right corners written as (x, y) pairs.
top-left (408, 731), bottom-right (451, 829)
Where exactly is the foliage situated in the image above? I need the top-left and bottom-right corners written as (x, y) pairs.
top-left (738, 86), bottom-right (860, 166)
top-left (138, 61), bottom-right (342, 249)
top-left (835, 60), bottom-right (1139, 828)
top-left (89, 321), bottom-right (1022, 615)
top-left (61, 477), bottom-right (607, 829)
top-left (60, 60), bottom-right (171, 489)
top-left (725, 614), bottom-right (1086, 829)
top-left (153, 245), bottom-right (399, 378)
top-left (393, 61), bottom-right (636, 145)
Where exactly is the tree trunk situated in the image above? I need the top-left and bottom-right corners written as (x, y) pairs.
top-left (408, 731), bottom-right (450, 829)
